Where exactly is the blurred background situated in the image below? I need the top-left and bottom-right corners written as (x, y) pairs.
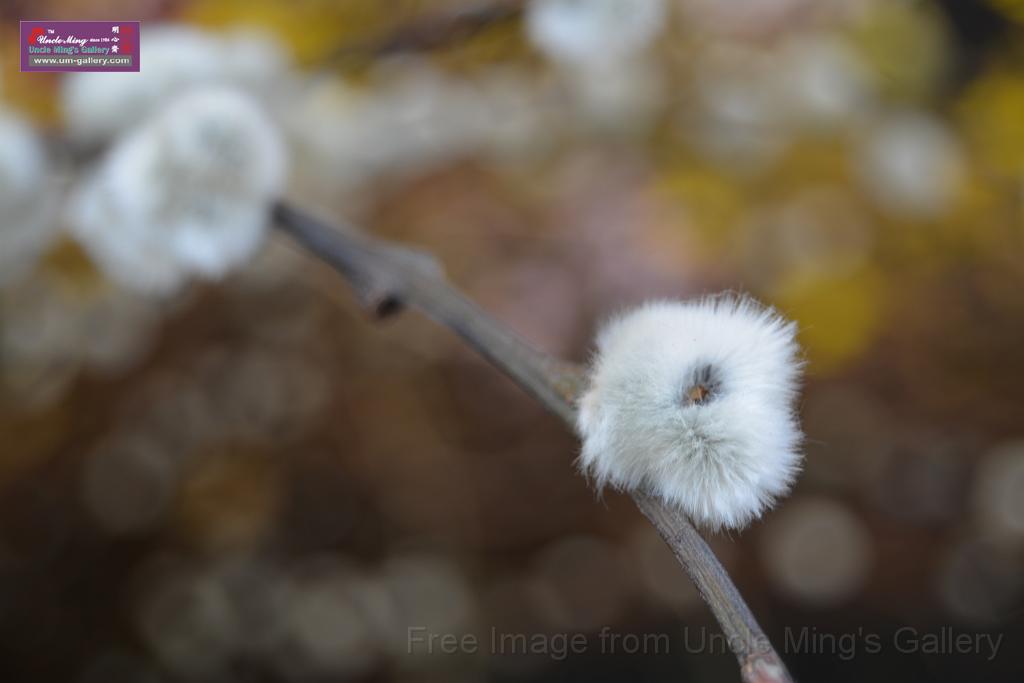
top-left (2, 0), bottom-right (1024, 681)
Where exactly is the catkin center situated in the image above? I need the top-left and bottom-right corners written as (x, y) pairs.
top-left (683, 363), bottom-right (720, 406)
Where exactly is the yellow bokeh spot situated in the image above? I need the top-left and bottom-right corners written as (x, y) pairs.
top-left (657, 166), bottom-right (745, 249)
top-left (774, 267), bottom-right (887, 376)
top-left (958, 70), bottom-right (1024, 176)
top-left (987, 0), bottom-right (1024, 24)
top-left (1, 28), bottom-right (61, 124)
top-left (40, 237), bottom-right (109, 301)
top-left (847, 2), bottom-right (949, 101)
top-left (183, 0), bottom-right (382, 64)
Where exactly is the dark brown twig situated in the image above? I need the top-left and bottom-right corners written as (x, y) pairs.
top-left (320, 0), bottom-right (526, 69)
top-left (272, 201), bottom-right (794, 683)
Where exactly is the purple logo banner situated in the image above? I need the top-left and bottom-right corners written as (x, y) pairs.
top-left (21, 21), bottom-right (139, 72)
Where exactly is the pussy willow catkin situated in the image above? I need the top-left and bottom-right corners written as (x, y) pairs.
top-left (577, 297), bottom-right (803, 530)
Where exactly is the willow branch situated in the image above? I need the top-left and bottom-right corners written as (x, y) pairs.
top-left (272, 202), bottom-right (794, 683)
top-left (320, 0), bottom-right (525, 68)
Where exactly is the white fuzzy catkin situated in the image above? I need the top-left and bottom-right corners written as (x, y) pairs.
top-left (577, 297), bottom-right (803, 530)
top-left (69, 87), bottom-right (287, 294)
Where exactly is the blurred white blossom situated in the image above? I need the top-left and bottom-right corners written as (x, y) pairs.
top-left (0, 275), bottom-right (79, 406)
top-left (62, 25), bottom-right (291, 145)
top-left (565, 59), bottom-right (666, 133)
top-left (527, 0), bottom-right (667, 136)
top-left (281, 565), bottom-right (381, 676)
top-left (936, 537), bottom-right (1022, 625)
top-left (857, 111), bottom-right (965, 218)
top-left (290, 65), bottom-right (553, 196)
top-left (760, 497), bottom-right (873, 606)
top-left (973, 442), bottom-right (1024, 543)
top-left (379, 554), bottom-right (476, 664)
top-left (526, 0), bottom-right (667, 68)
top-left (685, 44), bottom-right (790, 167)
top-left (135, 562), bottom-right (241, 676)
top-left (0, 110), bottom-right (59, 286)
top-left (774, 36), bottom-right (873, 129)
top-left (68, 87), bottom-right (287, 294)
top-left (0, 272), bottom-right (162, 405)
top-left (683, 35), bottom-right (873, 166)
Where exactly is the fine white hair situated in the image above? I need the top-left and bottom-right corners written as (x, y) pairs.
top-left (68, 87), bottom-right (287, 295)
top-left (577, 296), bottom-right (803, 530)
